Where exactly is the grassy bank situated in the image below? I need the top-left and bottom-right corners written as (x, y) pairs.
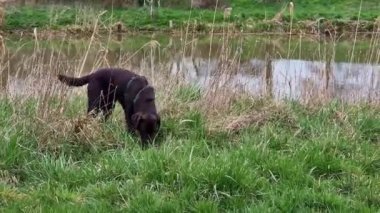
top-left (0, 86), bottom-right (379, 211)
top-left (2, 0), bottom-right (380, 34)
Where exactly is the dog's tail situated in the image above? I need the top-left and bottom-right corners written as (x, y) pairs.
top-left (58, 74), bottom-right (91, 87)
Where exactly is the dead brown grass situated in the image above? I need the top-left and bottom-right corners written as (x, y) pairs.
top-left (0, 169), bottom-right (19, 185)
top-left (207, 100), bottom-right (296, 134)
top-left (31, 111), bottom-right (126, 152)
top-left (0, 4), bottom-right (4, 28)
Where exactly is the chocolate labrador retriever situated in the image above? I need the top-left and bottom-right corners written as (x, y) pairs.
top-left (58, 68), bottom-right (160, 148)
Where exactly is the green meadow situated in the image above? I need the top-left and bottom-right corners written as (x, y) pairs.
top-left (0, 88), bottom-right (379, 211)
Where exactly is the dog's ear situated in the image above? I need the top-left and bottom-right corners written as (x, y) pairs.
top-left (132, 112), bottom-right (148, 129)
top-left (141, 76), bottom-right (149, 85)
top-left (131, 112), bottom-right (143, 129)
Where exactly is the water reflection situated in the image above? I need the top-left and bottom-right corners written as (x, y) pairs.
top-left (1, 35), bottom-right (379, 103)
top-left (169, 56), bottom-right (379, 103)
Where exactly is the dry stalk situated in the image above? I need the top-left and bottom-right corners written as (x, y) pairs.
top-left (201, 25), bottom-right (244, 114)
top-left (78, 10), bottom-right (106, 76)
top-left (348, 0), bottom-right (363, 71)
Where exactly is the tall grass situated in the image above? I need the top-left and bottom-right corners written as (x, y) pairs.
top-left (0, 10), bottom-right (379, 212)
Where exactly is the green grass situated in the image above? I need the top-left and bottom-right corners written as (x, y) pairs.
top-left (4, 6), bottom-right (225, 31)
top-left (0, 91), bottom-right (379, 211)
top-left (232, 0), bottom-right (379, 22)
top-left (3, 0), bottom-right (380, 33)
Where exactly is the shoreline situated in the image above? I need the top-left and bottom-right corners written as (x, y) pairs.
top-left (2, 24), bottom-right (379, 40)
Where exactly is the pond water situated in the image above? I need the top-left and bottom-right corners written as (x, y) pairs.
top-left (1, 33), bottom-right (379, 103)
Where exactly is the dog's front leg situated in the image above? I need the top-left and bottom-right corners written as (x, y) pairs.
top-left (123, 104), bottom-right (136, 134)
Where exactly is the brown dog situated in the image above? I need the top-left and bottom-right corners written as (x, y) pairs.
top-left (58, 68), bottom-right (160, 148)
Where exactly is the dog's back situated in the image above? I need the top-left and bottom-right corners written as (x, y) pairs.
top-left (58, 68), bottom-right (139, 87)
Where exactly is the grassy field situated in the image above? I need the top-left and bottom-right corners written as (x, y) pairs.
top-left (3, 0), bottom-right (380, 33)
top-left (0, 9), bottom-right (379, 210)
top-left (0, 86), bottom-right (379, 211)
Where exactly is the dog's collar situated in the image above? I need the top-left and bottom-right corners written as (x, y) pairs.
top-left (126, 76), bottom-right (138, 90)
top-left (126, 76), bottom-right (151, 104)
top-left (133, 86), bottom-right (151, 104)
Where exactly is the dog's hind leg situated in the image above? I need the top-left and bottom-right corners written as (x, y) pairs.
top-left (101, 100), bottom-right (115, 121)
top-left (100, 88), bottom-right (117, 121)
top-left (87, 82), bottom-right (102, 118)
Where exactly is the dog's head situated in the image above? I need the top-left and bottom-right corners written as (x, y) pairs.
top-left (131, 85), bottom-right (160, 147)
top-left (131, 112), bottom-right (161, 147)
